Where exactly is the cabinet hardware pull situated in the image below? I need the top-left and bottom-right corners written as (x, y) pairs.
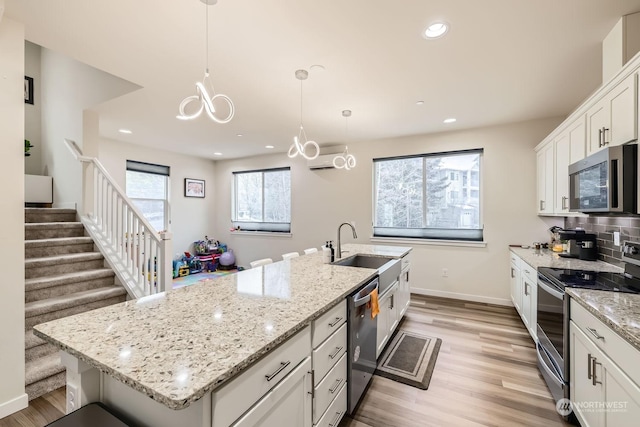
top-left (511, 268), bottom-right (515, 278)
top-left (562, 196), bottom-right (568, 210)
top-left (329, 378), bottom-right (344, 394)
top-left (265, 361), bottom-right (290, 381)
top-left (307, 370), bottom-right (315, 396)
top-left (328, 411), bottom-right (343, 427)
top-left (587, 327), bottom-right (604, 340)
top-left (603, 127), bottom-right (609, 145)
top-left (592, 357), bottom-right (602, 386)
top-left (329, 346), bottom-right (343, 360)
top-left (598, 128), bottom-right (603, 147)
top-left (329, 317), bottom-right (343, 327)
top-left (587, 354), bottom-right (593, 380)
top-left (524, 283), bottom-right (529, 296)
top-left (390, 294), bottom-right (394, 309)
top-left (539, 200), bottom-right (544, 211)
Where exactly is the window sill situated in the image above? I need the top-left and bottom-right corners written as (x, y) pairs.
top-left (230, 230), bottom-right (292, 238)
top-left (370, 236), bottom-right (487, 248)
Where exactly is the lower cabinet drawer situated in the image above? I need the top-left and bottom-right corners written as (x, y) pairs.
top-left (313, 323), bottom-right (347, 385)
top-left (212, 326), bottom-right (311, 427)
top-left (313, 353), bottom-right (347, 425)
top-left (315, 381), bottom-right (347, 427)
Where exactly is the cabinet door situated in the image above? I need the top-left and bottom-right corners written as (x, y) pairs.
top-left (608, 73), bottom-right (637, 147)
top-left (521, 275), bottom-right (536, 338)
top-left (376, 292), bottom-right (390, 358)
top-left (603, 356), bottom-right (640, 427)
top-left (232, 358), bottom-right (313, 427)
top-left (537, 142), bottom-right (554, 214)
top-left (509, 260), bottom-right (522, 314)
top-left (587, 100), bottom-right (609, 155)
top-left (570, 322), bottom-right (604, 427)
top-left (388, 289), bottom-right (399, 334)
top-left (555, 134), bottom-right (571, 214)
top-left (568, 117), bottom-right (587, 164)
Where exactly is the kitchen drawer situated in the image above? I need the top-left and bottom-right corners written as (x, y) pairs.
top-left (520, 261), bottom-right (537, 284)
top-left (212, 325), bottom-right (311, 427)
top-left (315, 381), bottom-right (347, 427)
top-left (570, 300), bottom-right (640, 387)
top-left (312, 300), bottom-right (346, 348)
top-left (510, 252), bottom-right (519, 264)
top-left (401, 252), bottom-right (411, 270)
top-left (313, 353), bottom-right (347, 425)
top-left (313, 323), bottom-right (347, 385)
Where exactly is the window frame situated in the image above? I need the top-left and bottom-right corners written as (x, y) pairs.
top-left (125, 160), bottom-right (171, 232)
top-left (372, 149), bottom-right (483, 242)
top-left (231, 167), bottom-right (291, 233)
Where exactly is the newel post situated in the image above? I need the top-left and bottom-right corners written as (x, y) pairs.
top-left (159, 231), bottom-right (173, 292)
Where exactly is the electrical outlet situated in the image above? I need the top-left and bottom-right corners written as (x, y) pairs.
top-left (442, 268), bottom-right (448, 277)
top-left (67, 384), bottom-right (77, 413)
top-left (614, 231), bottom-right (621, 246)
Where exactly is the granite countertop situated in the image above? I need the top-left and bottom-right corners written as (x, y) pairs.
top-left (509, 247), bottom-right (623, 273)
top-left (34, 244), bottom-right (411, 410)
top-left (567, 288), bottom-right (640, 353)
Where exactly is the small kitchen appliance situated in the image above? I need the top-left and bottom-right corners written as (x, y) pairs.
top-left (557, 229), bottom-right (597, 261)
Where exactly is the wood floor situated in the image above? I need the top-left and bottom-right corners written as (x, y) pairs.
top-left (340, 295), bottom-right (572, 427)
top-left (0, 295), bottom-right (571, 427)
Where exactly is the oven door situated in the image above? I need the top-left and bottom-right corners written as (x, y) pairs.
top-left (536, 275), bottom-right (565, 379)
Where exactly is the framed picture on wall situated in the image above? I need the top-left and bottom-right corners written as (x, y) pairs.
top-left (185, 178), bottom-right (205, 198)
top-left (25, 76), bottom-right (34, 105)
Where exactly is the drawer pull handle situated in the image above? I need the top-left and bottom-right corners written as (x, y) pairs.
top-left (587, 327), bottom-right (604, 340)
top-left (329, 346), bottom-right (344, 360)
top-left (587, 354), bottom-right (593, 380)
top-left (329, 378), bottom-right (344, 394)
top-left (592, 357), bottom-right (602, 386)
top-left (329, 317), bottom-right (343, 328)
top-left (265, 361), bottom-right (290, 382)
top-left (328, 411), bottom-right (343, 427)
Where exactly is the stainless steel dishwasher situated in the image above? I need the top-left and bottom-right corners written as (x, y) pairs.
top-left (347, 276), bottom-right (378, 415)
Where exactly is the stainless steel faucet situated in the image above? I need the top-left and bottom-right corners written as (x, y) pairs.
top-left (337, 222), bottom-right (358, 259)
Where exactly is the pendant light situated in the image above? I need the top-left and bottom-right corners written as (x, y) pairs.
top-left (333, 110), bottom-right (356, 170)
top-left (288, 69), bottom-right (320, 160)
top-left (177, 0), bottom-right (234, 124)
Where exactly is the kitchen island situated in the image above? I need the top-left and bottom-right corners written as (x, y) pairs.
top-left (34, 244), bottom-right (411, 427)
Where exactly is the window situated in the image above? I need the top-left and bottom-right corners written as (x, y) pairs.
top-left (232, 168), bottom-right (291, 232)
top-left (126, 160), bottom-right (170, 232)
top-left (373, 149), bottom-right (483, 241)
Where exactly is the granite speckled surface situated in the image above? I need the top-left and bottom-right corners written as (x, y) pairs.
top-left (34, 244), bottom-right (411, 410)
top-left (510, 247), bottom-right (623, 273)
top-left (339, 243), bottom-right (411, 260)
top-left (567, 288), bottom-right (640, 353)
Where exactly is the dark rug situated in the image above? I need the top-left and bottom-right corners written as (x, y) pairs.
top-left (374, 329), bottom-right (442, 390)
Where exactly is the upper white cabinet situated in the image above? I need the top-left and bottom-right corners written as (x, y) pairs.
top-left (536, 141), bottom-right (554, 214)
top-left (554, 116), bottom-right (586, 214)
top-left (586, 73), bottom-right (637, 155)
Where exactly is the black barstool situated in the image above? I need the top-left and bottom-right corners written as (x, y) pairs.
top-left (46, 403), bottom-right (130, 427)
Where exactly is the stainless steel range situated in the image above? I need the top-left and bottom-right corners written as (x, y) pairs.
top-left (536, 241), bottom-right (640, 414)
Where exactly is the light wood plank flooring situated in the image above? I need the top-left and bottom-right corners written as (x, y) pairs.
top-left (340, 294), bottom-right (572, 427)
top-left (1, 295), bottom-right (570, 427)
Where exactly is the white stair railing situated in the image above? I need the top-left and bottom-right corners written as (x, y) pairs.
top-left (65, 139), bottom-right (172, 299)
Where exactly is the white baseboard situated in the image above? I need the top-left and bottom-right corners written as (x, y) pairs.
top-left (53, 202), bottom-right (77, 210)
top-left (0, 393), bottom-right (28, 419)
top-left (410, 287), bottom-right (513, 307)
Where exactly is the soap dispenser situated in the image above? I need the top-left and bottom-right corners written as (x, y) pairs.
top-left (323, 242), bottom-right (331, 264)
top-left (329, 241), bottom-right (335, 263)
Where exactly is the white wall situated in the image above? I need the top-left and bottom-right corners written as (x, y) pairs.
top-left (0, 17), bottom-right (28, 417)
top-left (214, 118), bottom-right (564, 305)
top-left (24, 41), bottom-right (41, 175)
top-left (39, 48), bottom-right (139, 209)
top-left (98, 138), bottom-right (217, 254)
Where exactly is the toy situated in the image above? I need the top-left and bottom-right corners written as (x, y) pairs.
top-left (178, 265), bottom-right (190, 277)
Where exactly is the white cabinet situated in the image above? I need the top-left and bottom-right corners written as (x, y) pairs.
top-left (509, 254), bottom-right (522, 315)
top-left (554, 117), bottom-right (586, 214)
top-left (536, 141), bottom-right (554, 214)
top-left (569, 315), bottom-right (640, 427)
top-left (586, 73), bottom-right (637, 155)
top-left (397, 266), bottom-right (411, 318)
top-left (232, 357), bottom-right (313, 427)
top-left (376, 281), bottom-right (399, 358)
top-left (509, 252), bottom-right (537, 341)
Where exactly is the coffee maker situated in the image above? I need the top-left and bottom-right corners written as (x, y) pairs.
top-left (558, 229), bottom-right (598, 261)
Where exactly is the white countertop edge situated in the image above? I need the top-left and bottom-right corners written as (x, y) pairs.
top-left (371, 237), bottom-right (487, 248)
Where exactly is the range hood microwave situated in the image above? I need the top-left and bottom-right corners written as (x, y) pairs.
top-left (568, 144), bottom-right (637, 213)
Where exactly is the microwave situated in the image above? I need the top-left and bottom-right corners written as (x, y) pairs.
top-left (568, 144), bottom-right (637, 213)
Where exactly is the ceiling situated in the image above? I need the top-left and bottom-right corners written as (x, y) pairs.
top-left (6, 0), bottom-right (640, 160)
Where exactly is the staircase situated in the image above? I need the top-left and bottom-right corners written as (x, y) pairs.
top-left (24, 208), bottom-right (128, 400)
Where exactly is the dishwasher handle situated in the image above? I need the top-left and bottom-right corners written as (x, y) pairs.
top-left (353, 279), bottom-right (379, 307)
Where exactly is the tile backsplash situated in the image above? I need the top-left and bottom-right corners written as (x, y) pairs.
top-left (564, 215), bottom-right (640, 268)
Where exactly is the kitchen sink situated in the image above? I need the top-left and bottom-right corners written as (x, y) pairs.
top-left (333, 254), bottom-right (401, 295)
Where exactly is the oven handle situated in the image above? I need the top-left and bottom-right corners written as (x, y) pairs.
top-left (537, 344), bottom-right (565, 386)
top-left (538, 279), bottom-right (564, 300)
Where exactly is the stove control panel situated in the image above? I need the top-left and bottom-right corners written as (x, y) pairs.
top-left (621, 241), bottom-right (640, 266)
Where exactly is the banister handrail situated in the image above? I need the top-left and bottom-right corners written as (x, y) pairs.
top-left (64, 138), bottom-right (172, 298)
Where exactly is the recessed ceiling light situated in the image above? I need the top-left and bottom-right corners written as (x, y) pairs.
top-left (214, 152), bottom-right (223, 156)
top-left (443, 118), bottom-right (457, 124)
top-left (236, 134), bottom-right (243, 137)
top-left (424, 22), bottom-right (449, 39)
top-left (265, 145), bottom-right (274, 149)
top-left (118, 129), bottom-right (132, 134)
top-left (416, 101), bottom-right (425, 105)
